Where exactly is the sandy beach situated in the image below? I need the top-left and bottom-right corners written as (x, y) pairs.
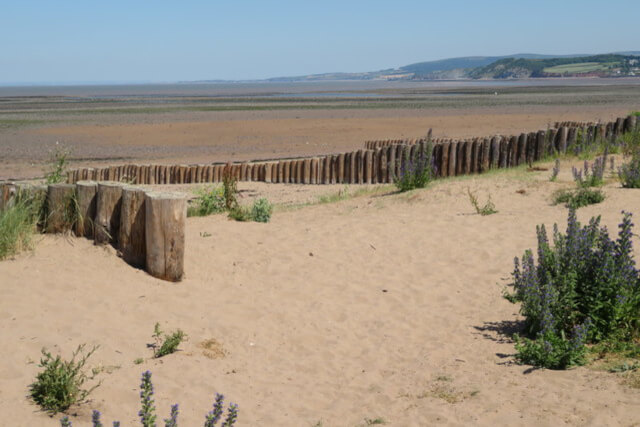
top-left (1, 156), bottom-right (639, 426)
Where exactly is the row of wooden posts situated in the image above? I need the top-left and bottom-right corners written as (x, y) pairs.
top-left (365, 115), bottom-right (637, 150)
top-left (0, 181), bottom-right (186, 282)
top-left (64, 114), bottom-right (638, 187)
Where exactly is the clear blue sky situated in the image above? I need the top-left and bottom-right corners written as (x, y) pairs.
top-left (1, 0), bottom-right (638, 84)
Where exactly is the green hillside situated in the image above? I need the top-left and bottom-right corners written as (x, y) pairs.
top-left (468, 54), bottom-right (638, 79)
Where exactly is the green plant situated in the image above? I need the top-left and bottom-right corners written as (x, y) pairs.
top-left (393, 141), bottom-right (434, 192)
top-left (467, 188), bottom-right (498, 216)
top-left (506, 210), bottom-right (640, 369)
top-left (250, 198), bottom-right (272, 223)
top-left (151, 323), bottom-right (186, 358)
top-left (618, 151), bottom-right (640, 188)
top-left (222, 165), bottom-right (238, 210)
top-left (29, 344), bottom-right (100, 414)
top-left (45, 143), bottom-right (71, 184)
top-left (134, 358), bottom-right (144, 365)
top-left (0, 190), bottom-right (44, 260)
top-left (552, 187), bottom-right (604, 209)
top-left (188, 186), bottom-right (226, 217)
top-left (228, 205), bottom-right (251, 222)
top-left (60, 371), bottom-right (239, 426)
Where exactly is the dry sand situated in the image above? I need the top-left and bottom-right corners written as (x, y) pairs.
top-left (1, 158), bottom-right (639, 426)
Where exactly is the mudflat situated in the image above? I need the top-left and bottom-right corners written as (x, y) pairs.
top-left (1, 81), bottom-right (639, 180)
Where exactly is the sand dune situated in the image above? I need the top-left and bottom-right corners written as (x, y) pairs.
top-left (1, 158), bottom-right (639, 426)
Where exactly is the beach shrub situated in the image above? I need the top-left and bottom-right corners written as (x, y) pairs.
top-left (552, 187), bottom-right (605, 209)
top-left (506, 209), bottom-right (640, 369)
top-left (228, 198), bottom-right (273, 223)
top-left (467, 188), bottom-right (497, 216)
top-left (30, 345), bottom-right (100, 414)
top-left (250, 198), bottom-right (272, 223)
top-left (45, 143), bottom-right (71, 184)
top-left (620, 128), bottom-right (640, 157)
top-left (188, 186), bottom-right (226, 217)
top-left (393, 141), bottom-right (434, 192)
top-left (619, 153), bottom-right (640, 188)
top-left (572, 158), bottom-right (605, 188)
top-left (151, 323), bottom-right (186, 358)
top-left (59, 371), bottom-right (239, 427)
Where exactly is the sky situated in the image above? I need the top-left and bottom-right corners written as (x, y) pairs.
top-left (1, 0), bottom-right (639, 84)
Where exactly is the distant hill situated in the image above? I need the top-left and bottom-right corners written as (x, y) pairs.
top-left (264, 52), bottom-right (640, 82)
top-left (468, 54), bottom-right (640, 79)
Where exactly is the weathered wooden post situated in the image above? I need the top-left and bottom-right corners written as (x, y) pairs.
top-left (145, 192), bottom-right (186, 282)
top-left (625, 114), bottom-right (637, 133)
top-left (75, 181), bottom-right (98, 238)
top-left (536, 130), bottom-right (545, 161)
top-left (490, 136), bottom-right (500, 169)
top-left (440, 142), bottom-right (450, 177)
top-left (46, 183), bottom-right (76, 234)
top-left (386, 147), bottom-right (395, 182)
top-left (310, 158), bottom-right (319, 185)
top-left (364, 150), bottom-right (373, 184)
top-left (480, 138), bottom-right (490, 172)
top-left (95, 182), bottom-right (125, 245)
top-left (119, 186), bottom-right (147, 268)
top-left (448, 141), bottom-right (458, 176)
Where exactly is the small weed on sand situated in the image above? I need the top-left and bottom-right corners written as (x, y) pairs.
top-left (30, 344), bottom-right (100, 414)
top-left (151, 323), bottom-right (186, 358)
top-left (467, 188), bottom-right (497, 216)
top-left (552, 187), bottom-right (605, 209)
top-left (44, 142), bottom-right (70, 184)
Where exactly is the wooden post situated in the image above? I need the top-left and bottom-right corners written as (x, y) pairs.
top-left (322, 156), bottom-right (331, 184)
top-left (557, 127), bottom-right (568, 154)
top-left (462, 140), bottom-right (471, 174)
top-left (615, 117), bottom-right (625, 136)
top-left (95, 182), bottom-right (125, 245)
top-left (387, 147), bottom-right (395, 182)
top-left (448, 141), bottom-right (457, 176)
top-left (310, 158), bottom-right (318, 184)
top-left (0, 182), bottom-right (17, 211)
top-left (46, 183), bottom-right (75, 234)
top-left (441, 142), bottom-right (450, 177)
top-left (470, 140), bottom-right (479, 173)
top-left (75, 181), bottom-right (98, 238)
top-left (490, 136), bottom-right (500, 169)
top-left (264, 162), bottom-right (273, 183)
top-left (480, 138), bottom-right (490, 172)
top-left (625, 114), bottom-right (637, 133)
top-left (567, 128), bottom-right (577, 152)
top-left (379, 148), bottom-right (388, 183)
top-left (119, 186), bottom-right (146, 268)
top-left (533, 131), bottom-right (543, 161)
top-left (145, 192), bottom-right (186, 282)
top-left (294, 160), bottom-right (302, 183)
top-left (364, 150), bottom-right (373, 184)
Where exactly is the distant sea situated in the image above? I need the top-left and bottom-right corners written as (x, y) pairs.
top-left (1, 78), bottom-right (639, 98)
